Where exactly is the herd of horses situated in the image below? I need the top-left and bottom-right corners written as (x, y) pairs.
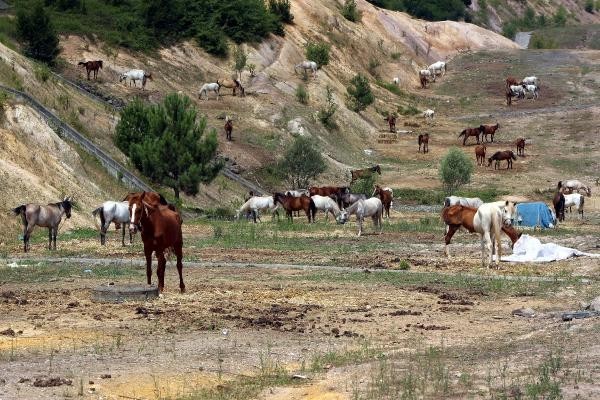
top-left (552, 180), bottom-right (590, 222)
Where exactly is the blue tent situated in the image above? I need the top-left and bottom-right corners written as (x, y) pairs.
top-left (516, 202), bottom-right (556, 229)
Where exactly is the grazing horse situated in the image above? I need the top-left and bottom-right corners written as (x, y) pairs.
top-left (128, 194), bottom-right (184, 293)
top-left (78, 60), bottom-right (103, 80)
top-left (442, 204), bottom-right (521, 261)
top-left (561, 180), bottom-right (592, 197)
top-left (458, 127), bottom-right (480, 145)
top-left (522, 84), bottom-right (539, 99)
top-left (350, 165), bottom-right (381, 183)
top-left (419, 69), bottom-right (435, 83)
top-left (217, 78), bottom-right (245, 96)
top-left (553, 183), bottom-right (566, 222)
top-left (341, 192), bottom-right (367, 208)
top-left (338, 198), bottom-right (383, 236)
top-left (418, 133), bottom-right (429, 153)
top-left (92, 201), bottom-right (132, 246)
top-left (311, 195), bottom-right (344, 222)
top-left (13, 197), bottom-right (73, 252)
top-left (488, 150), bottom-right (516, 170)
top-left (479, 123), bottom-right (499, 142)
top-left (236, 196), bottom-right (279, 223)
top-left (428, 61), bottom-right (447, 78)
top-left (372, 185), bottom-right (393, 218)
top-left (522, 76), bottom-right (539, 86)
top-left (273, 192), bottom-right (316, 222)
top-left (475, 144), bottom-right (486, 166)
top-left (563, 193), bottom-right (584, 219)
top-left (309, 186), bottom-right (350, 208)
top-left (515, 138), bottom-right (525, 156)
top-left (422, 109), bottom-right (435, 119)
top-left (384, 115), bottom-right (396, 132)
top-left (294, 61), bottom-right (318, 78)
top-left (199, 82), bottom-right (220, 100)
top-left (119, 70), bottom-right (152, 90)
top-left (224, 117), bottom-right (233, 141)
top-left (506, 85), bottom-right (525, 105)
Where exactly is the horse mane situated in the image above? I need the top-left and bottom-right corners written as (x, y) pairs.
top-left (78, 61), bottom-right (86, 66)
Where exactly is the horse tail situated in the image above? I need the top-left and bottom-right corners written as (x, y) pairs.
top-left (557, 181), bottom-right (562, 190)
top-left (92, 206), bottom-right (104, 230)
top-left (444, 63), bottom-right (447, 72)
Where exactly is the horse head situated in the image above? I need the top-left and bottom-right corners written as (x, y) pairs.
top-left (501, 201), bottom-right (517, 226)
top-left (144, 72), bottom-right (153, 81)
top-left (78, 61), bottom-right (86, 67)
top-left (62, 196), bottom-right (73, 218)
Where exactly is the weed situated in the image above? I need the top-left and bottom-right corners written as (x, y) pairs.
top-left (33, 62), bottom-right (52, 82)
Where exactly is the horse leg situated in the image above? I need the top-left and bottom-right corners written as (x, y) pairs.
top-left (156, 251), bottom-right (166, 293)
top-left (144, 245), bottom-right (153, 285)
top-left (52, 226), bottom-right (58, 250)
top-left (24, 222), bottom-right (35, 252)
top-left (357, 217), bottom-right (363, 237)
top-left (444, 225), bottom-right (460, 257)
top-left (48, 227), bottom-right (53, 250)
top-left (175, 245), bottom-right (185, 293)
top-left (121, 223), bottom-right (126, 246)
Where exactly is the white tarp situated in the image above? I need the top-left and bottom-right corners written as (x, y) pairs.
top-left (501, 234), bottom-right (600, 263)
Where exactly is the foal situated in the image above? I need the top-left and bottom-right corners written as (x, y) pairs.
top-left (224, 117), bottom-right (233, 141)
top-left (474, 144), bottom-right (486, 166)
top-left (418, 133), bottom-right (429, 153)
top-left (515, 138), bottom-right (525, 156)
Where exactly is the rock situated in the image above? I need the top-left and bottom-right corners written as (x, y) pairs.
top-left (287, 118), bottom-right (310, 137)
top-left (0, 328), bottom-right (15, 337)
top-left (511, 308), bottom-right (536, 318)
top-left (100, 374), bottom-right (111, 379)
top-left (588, 296), bottom-right (600, 312)
top-left (33, 377), bottom-right (72, 387)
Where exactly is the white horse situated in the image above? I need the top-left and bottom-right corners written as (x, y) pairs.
top-left (419, 69), bottom-right (435, 82)
top-left (392, 77), bottom-right (399, 85)
top-left (92, 201), bottom-right (132, 246)
top-left (428, 61), bottom-right (447, 77)
top-left (199, 82), bottom-right (221, 100)
top-left (522, 84), bottom-right (539, 99)
top-left (561, 180), bottom-right (591, 197)
top-left (119, 69), bottom-right (152, 89)
top-left (475, 201), bottom-right (517, 268)
top-left (509, 85), bottom-right (525, 99)
top-left (423, 109), bottom-right (435, 119)
top-left (311, 195), bottom-right (343, 222)
top-left (563, 193), bottom-right (584, 218)
top-left (236, 196), bottom-right (279, 223)
top-left (339, 197), bottom-right (383, 236)
top-left (522, 76), bottom-right (539, 86)
top-left (285, 189), bottom-right (309, 197)
top-left (444, 196), bottom-right (483, 209)
top-left (294, 61), bottom-right (318, 78)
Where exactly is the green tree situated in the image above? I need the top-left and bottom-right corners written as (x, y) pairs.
top-left (342, 0), bottom-right (361, 22)
top-left (350, 173), bottom-right (377, 196)
top-left (553, 6), bottom-right (568, 27)
top-left (269, 0), bottom-right (294, 24)
top-left (305, 41), bottom-right (330, 68)
top-left (115, 93), bottom-right (223, 198)
top-left (346, 74), bottom-right (374, 113)
top-left (16, 4), bottom-right (60, 64)
top-left (114, 98), bottom-right (150, 156)
top-left (233, 46), bottom-right (247, 80)
top-left (439, 147), bottom-right (473, 194)
top-left (215, 0), bottom-right (277, 44)
top-left (196, 22), bottom-right (228, 57)
top-left (318, 86), bottom-right (338, 130)
top-left (279, 136), bottom-right (326, 189)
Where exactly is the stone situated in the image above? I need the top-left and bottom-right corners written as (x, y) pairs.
top-left (511, 308), bottom-right (535, 318)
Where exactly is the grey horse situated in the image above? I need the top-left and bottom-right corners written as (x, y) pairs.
top-left (13, 197), bottom-right (73, 252)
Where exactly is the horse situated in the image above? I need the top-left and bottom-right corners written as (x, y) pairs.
top-left (273, 192), bottom-right (316, 223)
top-left (442, 204), bottom-right (521, 264)
top-left (506, 85), bottom-right (525, 105)
top-left (488, 150), bottom-right (516, 170)
top-left (309, 186), bottom-right (350, 208)
top-left (522, 76), bottom-right (539, 86)
top-left (199, 82), bottom-right (220, 100)
top-left (341, 192), bottom-right (367, 208)
top-left (294, 61), bottom-right (318, 78)
top-left (13, 197), bottom-right (73, 252)
top-left (443, 196), bottom-right (483, 209)
top-left (515, 138), bottom-right (525, 156)
top-left (458, 127), bottom-right (480, 145)
top-left (384, 115), bottom-right (396, 132)
top-left (123, 191), bottom-right (170, 208)
top-left (479, 123), bottom-right (499, 142)
top-left (560, 180), bottom-right (592, 197)
top-left (372, 185), bottom-right (393, 218)
top-left (338, 198), bottom-right (383, 236)
top-left (563, 193), bottom-right (584, 219)
top-left (128, 194), bottom-right (184, 293)
top-left (553, 183), bottom-right (566, 222)
top-left (392, 77), bottom-right (399, 85)
top-left (119, 70), bottom-right (151, 90)
top-left (428, 61), bottom-right (447, 77)
top-left (217, 78), bottom-right (245, 96)
top-left (522, 84), bottom-right (539, 99)
top-left (92, 201), bottom-right (132, 246)
top-left (475, 144), bottom-right (486, 166)
top-left (224, 117), bottom-right (233, 141)
top-left (506, 76), bottom-right (519, 88)
top-left (419, 69), bottom-right (433, 87)
top-left (419, 74), bottom-right (430, 89)
top-left (350, 165), bottom-right (381, 183)
top-left (311, 195), bottom-right (343, 222)
top-left (78, 60), bottom-right (103, 80)
top-left (236, 196), bottom-right (279, 223)
top-left (422, 109), bottom-right (435, 119)
top-left (418, 133), bottom-right (429, 153)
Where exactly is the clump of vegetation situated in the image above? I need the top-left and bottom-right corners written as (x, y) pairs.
top-left (529, 34), bottom-right (557, 49)
top-left (16, 3), bottom-right (60, 64)
top-left (350, 173), bottom-right (377, 196)
top-left (346, 74), bottom-right (374, 113)
top-left (439, 147), bottom-right (473, 195)
top-left (366, 0), bottom-right (470, 22)
top-left (584, 0), bottom-right (595, 13)
top-left (114, 93), bottom-right (223, 198)
top-left (501, 6), bottom-right (570, 39)
top-left (341, 0), bottom-right (361, 22)
top-left (268, 0), bottom-right (293, 24)
top-left (295, 83), bottom-right (309, 104)
top-left (305, 41), bottom-right (330, 68)
top-left (278, 136), bottom-right (326, 189)
top-left (368, 59), bottom-right (381, 78)
top-left (33, 62), bottom-right (52, 82)
top-left (233, 46), bottom-right (247, 80)
top-left (398, 104), bottom-right (420, 116)
top-left (318, 86), bottom-right (338, 130)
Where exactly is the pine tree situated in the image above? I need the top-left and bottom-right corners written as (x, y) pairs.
top-left (16, 4), bottom-right (60, 64)
top-left (346, 74), bottom-right (374, 113)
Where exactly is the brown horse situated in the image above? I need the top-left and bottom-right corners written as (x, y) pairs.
top-left (474, 144), bottom-right (486, 166)
top-left (123, 191), bottom-right (168, 207)
top-left (78, 60), bottom-right (103, 80)
top-left (418, 133), bottom-right (429, 153)
top-left (224, 118), bottom-right (233, 141)
top-left (506, 76), bottom-right (519, 88)
top-left (128, 193), bottom-right (184, 293)
top-left (13, 197), bottom-right (73, 252)
top-left (309, 186), bottom-right (349, 208)
top-left (217, 78), bottom-right (245, 96)
top-left (458, 127), bottom-right (480, 145)
top-left (442, 204), bottom-right (522, 258)
top-left (515, 138), bottom-right (525, 156)
top-left (384, 115), bottom-right (396, 132)
top-left (350, 165), bottom-right (381, 183)
top-left (553, 181), bottom-right (566, 222)
top-left (419, 74), bottom-right (429, 89)
top-left (480, 123), bottom-right (499, 142)
top-left (488, 150), bottom-right (516, 169)
top-left (372, 185), bottom-right (393, 218)
top-left (273, 192), bottom-right (315, 222)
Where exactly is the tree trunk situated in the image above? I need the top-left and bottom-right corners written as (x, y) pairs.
top-left (174, 187), bottom-right (180, 199)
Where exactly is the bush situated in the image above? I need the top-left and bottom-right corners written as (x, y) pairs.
top-left (278, 136), bottom-right (326, 189)
top-left (318, 86), bottom-right (338, 130)
top-left (529, 34), bottom-right (557, 49)
top-left (233, 46), bottom-right (247, 79)
top-left (398, 104), bottom-right (420, 116)
top-left (439, 147), bottom-right (473, 194)
top-left (295, 83), bottom-right (309, 104)
top-left (341, 0), bottom-right (361, 22)
top-left (268, 0), bottom-right (294, 24)
top-left (350, 173), bottom-right (377, 196)
top-left (305, 41), bottom-right (330, 68)
top-left (346, 74), bottom-right (374, 113)
top-left (16, 4), bottom-right (60, 64)
top-left (553, 6), bottom-right (568, 27)
top-left (196, 23), bottom-right (228, 57)
top-left (34, 62), bottom-right (52, 82)
top-left (502, 22), bottom-right (517, 39)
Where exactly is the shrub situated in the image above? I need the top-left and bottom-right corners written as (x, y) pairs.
top-left (529, 34), bottom-right (557, 49)
top-left (233, 46), bottom-right (247, 79)
top-left (305, 41), bottom-right (330, 68)
top-left (318, 86), bottom-right (338, 130)
top-left (196, 23), bottom-right (228, 57)
top-left (341, 0), bottom-right (361, 22)
top-left (346, 74), bottom-right (374, 113)
top-left (553, 6), bottom-right (567, 27)
top-left (268, 0), bottom-right (294, 24)
top-left (502, 22), bottom-right (517, 39)
top-left (278, 136), bottom-right (326, 189)
top-left (585, 0), bottom-right (594, 13)
top-left (16, 4), bottom-right (60, 64)
top-left (295, 84), bottom-right (309, 104)
top-left (398, 104), bottom-right (420, 116)
top-left (350, 173), bottom-right (377, 196)
top-left (34, 62), bottom-right (52, 82)
top-left (439, 147), bottom-right (473, 194)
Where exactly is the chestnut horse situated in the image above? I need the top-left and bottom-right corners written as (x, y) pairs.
top-left (128, 193), bottom-right (184, 293)
top-left (474, 144), bottom-right (486, 166)
top-left (273, 192), bottom-right (316, 222)
top-left (384, 115), bottom-right (396, 132)
top-left (515, 138), bottom-right (525, 156)
top-left (350, 165), bottom-right (381, 183)
top-left (458, 127), bottom-right (480, 145)
top-left (488, 150), bottom-right (516, 169)
top-left (224, 117), bottom-right (233, 141)
top-left (506, 76), bottom-right (519, 88)
top-left (480, 123), bottom-right (499, 142)
top-left (418, 133), bottom-right (429, 153)
top-left (78, 60), bottom-right (103, 80)
top-left (372, 185), bottom-right (393, 218)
